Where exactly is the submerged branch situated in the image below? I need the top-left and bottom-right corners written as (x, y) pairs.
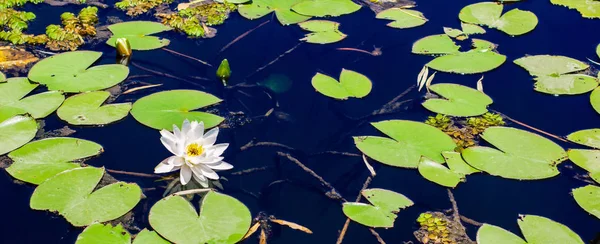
top-left (490, 109), bottom-right (568, 143)
top-left (246, 42), bottom-right (303, 79)
top-left (173, 188), bottom-right (212, 196)
top-left (162, 47), bottom-right (212, 67)
top-left (460, 215), bottom-right (483, 227)
top-left (131, 62), bottom-right (205, 88)
top-left (220, 20), bottom-right (270, 53)
top-left (336, 176), bottom-right (373, 244)
top-left (230, 166), bottom-right (271, 176)
top-left (105, 169), bottom-right (160, 178)
top-left (447, 189), bottom-right (475, 244)
top-left (369, 229), bottom-right (386, 244)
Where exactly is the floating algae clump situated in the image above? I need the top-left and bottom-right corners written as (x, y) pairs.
top-left (115, 0), bottom-right (173, 17)
top-left (45, 7), bottom-right (98, 51)
top-left (425, 112), bottom-right (504, 151)
top-left (0, 9), bottom-right (47, 45)
top-left (465, 112), bottom-right (505, 134)
top-left (414, 212), bottom-right (469, 244)
top-left (157, 1), bottom-right (236, 38)
top-left (0, 0), bottom-right (43, 9)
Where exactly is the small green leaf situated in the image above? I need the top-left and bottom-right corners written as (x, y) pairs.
top-left (76, 223), bottom-right (130, 244)
top-left (461, 22), bottom-right (486, 35)
top-left (572, 185), bottom-right (600, 220)
top-left (459, 2), bottom-right (538, 35)
top-left (292, 0), bottom-right (360, 17)
top-left (422, 83), bottom-right (493, 116)
top-left (567, 149), bottom-right (600, 173)
top-left (0, 77), bottom-right (64, 122)
top-left (518, 215), bottom-right (584, 244)
top-left (299, 20), bottom-right (346, 44)
top-left (476, 224), bottom-right (527, 244)
top-left (311, 69), bottom-right (371, 99)
top-left (418, 157), bottom-right (463, 188)
top-left (0, 115), bottom-right (37, 155)
top-left (6, 137), bottom-right (103, 185)
top-left (376, 8), bottom-right (428, 29)
top-left (57, 91), bottom-right (131, 125)
top-left (342, 188), bottom-right (413, 228)
top-left (30, 167), bottom-right (142, 227)
top-left (132, 229), bottom-right (170, 244)
top-left (412, 34), bottom-right (460, 55)
top-left (106, 21), bottom-right (172, 50)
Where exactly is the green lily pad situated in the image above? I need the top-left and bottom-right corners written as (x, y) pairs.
top-left (573, 185), bottom-right (600, 219)
top-left (476, 224), bottom-right (527, 244)
top-left (0, 77), bottom-right (64, 122)
top-left (514, 55), bottom-right (597, 95)
top-left (413, 35), bottom-right (506, 74)
top-left (57, 91), bottom-right (131, 125)
top-left (28, 51), bottom-right (129, 93)
top-left (518, 215), bottom-right (584, 243)
top-left (355, 120), bottom-right (456, 168)
top-left (6, 137), bottom-right (103, 185)
top-left (311, 69), bottom-right (371, 99)
top-left (567, 129), bottom-right (600, 148)
top-left (0, 115), bottom-right (37, 155)
top-left (462, 127), bottom-right (567, 180)
top-left (418, 157), bottom-right (463, 188)
top-left (423, 83), bottom-right (493, 116)
top-left (567, 149), bottom-right (600, 173)
top-left (298, 20), bottom-right (346, 44)
top-left (442, 151), bottom-right (480, 175)
top-left (149, 192), bottom-right (252, 244)
top-left (591, 87), bottom-right (600, 115)
top-left (593, 172), bottom-right (600, 184)
top-left (291, 0), bottom-right (360, 17)
top-left (478, 215), bottom-right (584, 244)
top-left (215, 0), bottom-right (249, 3)
top-left (76, 223), bottom-right (130, 244)
top-left (30, 167), bottom-right (142, 227)
top-left (376, 8), bottom-right (428, 29)
top-left (0, 71), bottom-right (5, 81)
top-left (551, 0), bottom-right (600, 18)
top-left (459, 2), bottom-right (538, 35)
top-left (461, 22), bottom-right (486, 35)
top-left (597, 43), bottom-right (600, 58)
top-left (132, 229), bottom-right (170, 244)
top-left (130, 90), bottom-right (224, 130)
top-left (106, 21), bottom-right (172, 50)
top-left (443, 27), bottom-right (464, 38)
top-left (342, 188), bottom-right (413, 228)
top-left (238, 0), bottom-right (310, 25)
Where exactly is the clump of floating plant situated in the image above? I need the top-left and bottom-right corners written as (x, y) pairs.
top-left (0, 9), bottom-right (47, 45)
top-left (477, 215), bottom-right (584, 243)
top-left (45, 7), bottom-right (99, 51)
top-left (425, 113), bottom-right (505, 150)
top-left (157, 1), bottom-right (236, 38)
top-left (0, 0), bottom-right (43, 9)
top-left (115, 0), bottom-right (173, 16)
top-left (415, 212), bottom-right (458, 244)
top-left (0, 46), bottom-right (39, 71)
top-left (465, 112), bottom-right (505, 134)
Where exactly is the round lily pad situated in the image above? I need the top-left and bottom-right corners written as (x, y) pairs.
top-left (28, 51), bottom-right (129, 93)
top-left (291, 0), bottom-right (360, 17)
top-left (376, 8), bottom-right (428, 29)
top-left (57, 91), bottom-right (131, 125)
top-left (412, 34), bottom-right (460, 55)
top-left (355, 120), bottom-right (456, 168)
top-left (418, 157), bottom-right (463, 188)
top-left (149, 192), bottom-right (251, 244)
top-left (130, 90), bottom-right (224, 130)
top-left (342, 188), bottom-right (413, 228)
top-left (572, 185), bottom-right (600, 219)
top-left (422, 83), bottom-right (493, 116)
top-left (30, 167), bottom-right (142, 227)
top-left (311, 69), bottom-right (371, 99)
top-left (76, 223), bottom-right (130, 244)
top-left (495, 9), bottom-right (538, 36)
top-left (518, 215), bottom-right (584, 243)
top-left (514, 55), bottom-right (588, 76)
top-left (462, 127), bottom-right (567, 180)
top-left (459, 2), bottom-right (503, 27)
top-left (6, 137), bottom-right (103, 185)
top-left (106, 21), bottom-right (172, 50)
top-left (0, 115), bottom-right (37, 155)
top-left (534, 74), bottom-right (598, 95)
top-left (426, 48), bottom-right (507, 74)
top-left (476, 224), bottom-right (527, 244)
top-left (238, 0), bottom-right (310, 25)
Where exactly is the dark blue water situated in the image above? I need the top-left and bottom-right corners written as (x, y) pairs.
top-left (1, 0), bottom-right (599, 243)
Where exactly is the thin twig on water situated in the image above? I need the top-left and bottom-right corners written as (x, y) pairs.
top-left (490, 109), bottom-right (568, 143)
top-left (220, 20), bottom-right (270, 53)
top-left (162, 47), bottom-right (212, 67)
top-left (246, 42), bottom-right (303, 79)
top-left (447, 189), bottom-right (474, 243)
top-left (230, 166), bottom-right (271, 176)
top-left (122, 84), bottom-right (162, 94)
top-left (131, 62), bottom-right (205, 88)
top-left (369, 229), bottom-right (386, 244)
top-left (173, 188), bottom-right (212, 196)
top-left (106, 169), bottom-right (160, 178)
top-left (336, 176), bottom-right (373, 244)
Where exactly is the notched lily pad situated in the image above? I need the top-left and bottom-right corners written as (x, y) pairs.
top-left (311, 69), bottom-right (371, 99)
top-left (550, 0), bottom-right (600, 19)
top-left (292, 0), bottom-right (361, 17)
top-left (459, 2), bottom-right (538, 36)
top-left (342, 188), bottom-right (413, 228)
top-left (57, 91), bottom-right (131, 125)
top-left (376, 8), bottom-right (428, 29)
top-left (238, 0), bottom-right (310, 25)
top-left (106, 21), bottom-right (172, 50)
top-left (422, 83), bottom-right (493, 117)
top-left (477, 215), bottom-right (584, 244)
top-left (0, 115), bottom-right (37, 156)
top-left (572, 185), bottom-right (600, 219)
top-left (0, 77), bottom-right (64, 122)
top-left (418, 157), bottom-right (463, 188)
top-left (76, 223), bottom-right (130, 244)
top-left (298, 20), bottom-right (346, 44)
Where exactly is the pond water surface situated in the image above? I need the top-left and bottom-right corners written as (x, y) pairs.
top-left (2, 0), bottom-right (600, 243)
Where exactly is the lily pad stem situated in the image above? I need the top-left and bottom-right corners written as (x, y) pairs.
top-left (173, 188), bottom-right (212, 196)
top-left (220, 20), bottom-right (270, 53)
top-left (490, 109), bottom-right (568, 143)
top-left (105, 168), bottom-right (160, 178)
top-left (162, 47), bottom-right (212, 67)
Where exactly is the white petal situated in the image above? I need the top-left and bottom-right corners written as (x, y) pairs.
top-left (180, 166), bottom-right (192, 185)
top-left (207, 143), bottom-right (228, 157)
top-left (202, 127), bottom-right (219, 146)
top-left (192, 173), bottom-right (209, 187)
top-left (173, 124), bottom-right (182, 139)
top-left (187, 121), bottom-right (204, 142)
top-left (199, 165), bottom-right (220, 179)
top-left (181, 119), bottom-right (191, 136)
top-left (160, 137), bottom-right (178, 156)
top-left (160, 129), bottom-right (177, 144)
top-left (205, 161), bottom-right (233, 170)
top-left (155, 156), bottom-right (180, 173)
top-left (172, 157), bottom-right (184, 166)
top-left (189, 156), bottom-right (223, 165)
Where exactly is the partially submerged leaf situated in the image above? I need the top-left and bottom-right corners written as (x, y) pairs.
top-left (6, 137), bottom-right (103, 185)
top-left (130, 90), bottom-right (224, 130)
top-left (28, 51), bottom-right (129, 93)
top-left (30, 167), bottom-right (142, 227)
top-left (149, 192), bottom-right (252, 244)
top-left (76, 223), bottom-right (130, 244)
top-left (442, 151), bottom-right (480, 175)
top-left (106, 21), bottom-right (172, 50)
top-left (476, 224), bottom-right (527, 244)
top-left (57, 91), bottom-right (131, 125)
top-left (376, 8), bottom-right (428, 29)
top-left (422, 83), bottom-right (493, 116)
top-left (311, 69), bottom-right (371, 99)
top-left (550, 0), bottom-right (600, 18)
top-left (0, 77), bottom-right (64, 122)
top-left (132, 229), bottom-right (170, 244)
top-left (292, 0), bottom-right (360, 17)
top-left (298, 20), bottom-right (346, 44)
top-left (418, 157), bottom-right (463, 188)
top-left (572, 185), bottom-right (600, 219)
top-left (238, 0), bottom-right (310, 25)
top-left (567, 129), bottom-right (600, 148)
top-left (0, 115), bottom-right (37, 155)
top-left (461, 22), bottom-right (486, 35)
top-left (462, 127), bottom-right (567, 180)
top-left (342, 188), bottom-right (413, 228)
top-left (355, 120), bottom-right (456, 168)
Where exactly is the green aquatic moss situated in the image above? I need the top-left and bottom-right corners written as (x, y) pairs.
top-left (45, 7), bottom-right (98, 51)
top-left (157, 2), bottom-right (236, 38)
top-left (0, 9), bottom-right (47, 45)
top-left (115, 0), bottom-right (174, 17)
top-left (0, 0), bottom-right (43, 10)
top-left (466, 112), bottom-right (505, 134)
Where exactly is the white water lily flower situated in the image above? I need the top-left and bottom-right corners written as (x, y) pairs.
top-left (154, 119), bottom-right (232, 187)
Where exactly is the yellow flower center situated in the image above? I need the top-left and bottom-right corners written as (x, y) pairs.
top-left (186, 143), bottom-right (204, 157)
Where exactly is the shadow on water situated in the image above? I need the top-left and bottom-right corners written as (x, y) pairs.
top-left (1, 0), bottom-right (600, 243)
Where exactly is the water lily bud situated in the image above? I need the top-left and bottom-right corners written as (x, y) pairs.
top-left (216, 59), bottom-right (231, 86)
top-left (115, 38), bottom-right (132, 57)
